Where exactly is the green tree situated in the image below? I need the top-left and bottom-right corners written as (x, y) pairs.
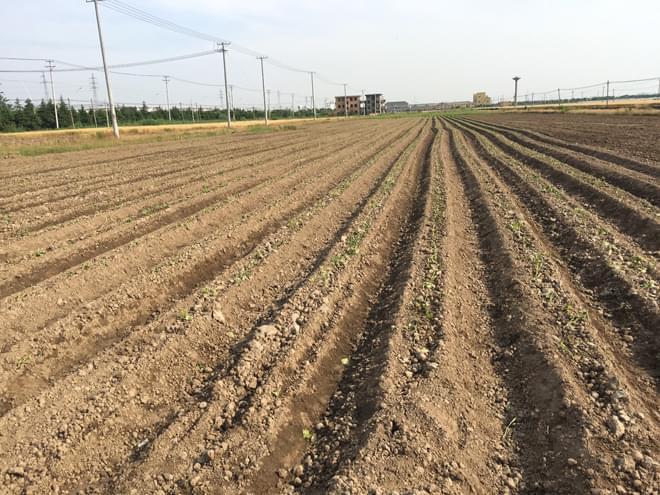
top-left (58, 98), bottom-right (72, 128)
top-left (20, 99), bottom-right (41, 130)
top-left (0, 92), bottom-right (15, 132)
top-left (37, 100), bottom-right (57, 129)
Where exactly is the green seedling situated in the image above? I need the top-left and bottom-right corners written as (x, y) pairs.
top-left (15, 355), bottom-right (32, 370)
top-left (178, 308), bottom-right (192, 321)
top-left (532, 252), bottom-right (544, 279)
top-left (565, 304), bottom-right (588, 328)
top-left (508, 220), bottom-right (523, 234)
top-left (302, 428), bottom-right (314, 442)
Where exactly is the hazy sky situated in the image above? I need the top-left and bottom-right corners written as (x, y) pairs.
top-left (1, 0), bottom-right (659, 108)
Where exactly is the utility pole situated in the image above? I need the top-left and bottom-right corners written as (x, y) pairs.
top-left (657, 78), bottom-right (660, 97)
top-left (190, 101), bottom-right (195, 122)
top-left (215, 41), bottom-right (231, 128)
top-left (163, 76), bottom-right (172, 120)
top-left (41, 72), bottom-right (49, 101)
top-left (606, 80), bottom-right (610, 106)
top-left (67, 98), bottom-right (75, 128)
top-left (257, 56), bottom-right (268, 125)
top-left (531, 92), bottom-right (534, 105)
top-left (309, 72), bottom-right (317, 119)
top-left (229, 85), bottom-right (234, 121)
top-left (266, 89), bottom-right (271, 121)
top-left (557, 88), bottom-right (561, 105)
top-left (291, 93), bottom-right (295, 116)
top-left (88, 0), bottom-right (119, 138)
top-left (343, 83), bottom-right (348, 118)
top-left (512, 76), bottom-right (520, 106)
top-left (277, 90), bottom-right (281, 110)
top-left (45, 60), bottom-right (59, 129)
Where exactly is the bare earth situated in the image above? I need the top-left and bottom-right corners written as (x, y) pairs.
top-left (0, 114), bottom-right (658, 494)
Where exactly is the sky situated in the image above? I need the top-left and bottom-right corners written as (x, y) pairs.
top-left (1, 0), bottom-right (659, 109)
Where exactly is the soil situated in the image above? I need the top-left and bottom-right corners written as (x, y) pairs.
top-left (0, 115), bottom-right (658, 495)
top-left (472, 112), bottom-right (660, 163)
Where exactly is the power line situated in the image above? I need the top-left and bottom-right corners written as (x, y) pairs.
top-left (100, 0), bottom-right (332, 77)
top-left (0, 51), bottom-right (216, 73)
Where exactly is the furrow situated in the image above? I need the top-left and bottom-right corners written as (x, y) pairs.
top-left (316, 122), bottom-right (523, 493)
top-left (452, 119), bottom-right (660, 384)
top-left (457, 117), bottom-right (660, 207)
top-left (0, 123), bottom-right (384, 253)
top-left (0, 123), bottom-right (328, 182)
top-left (440, 119), bottom-right (600, 493)
top-left (0, 124), bottom-right (400, 299)
top-left (448, 119), bottom-right (660, 494)
top-left (449, 117), bottom-right (660, 253)
top-left (0, 122), bottom-right (423, 408)
top-left (465, 117), bottom-right (660, 178)
top-left (0, 133), bottom-right (317, 212)
top-left (0, 119), bottom-right (426, 494)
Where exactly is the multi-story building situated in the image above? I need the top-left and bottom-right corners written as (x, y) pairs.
top-left (473, 91), bottom-right (492, 106)
top-left (384, 101), bottom-right (409, 113)
top-left (365, 94), bottom-right (385, 114)
top-left (335, 95), bottom-right (362, 115)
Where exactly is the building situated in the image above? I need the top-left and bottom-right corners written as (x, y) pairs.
top-left (410, 103), bottom-right (446, 112)
top-left (365, 94), bottom-right (385, 114)
top-left (335, 95), bottom-right (361, 115)
top-left (473, 91), bottom-right (491, 106)
top-left (438, 101), bottom-right (473, 110)
top-left (385, 101), bottom-right (409, 113)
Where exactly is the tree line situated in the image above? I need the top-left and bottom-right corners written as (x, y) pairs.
top-left (0, 93), bottom-right (329, 132)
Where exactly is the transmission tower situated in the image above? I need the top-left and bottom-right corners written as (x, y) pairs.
top-left (45, 60), bottom-right (59, 128)
top-left (41, 73), bottom-right (49, 101)
top-left (90, 74), bottom-right (99, 102)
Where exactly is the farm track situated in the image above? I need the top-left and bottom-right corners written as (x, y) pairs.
top-left (0, 116), bottom-right (657, 495)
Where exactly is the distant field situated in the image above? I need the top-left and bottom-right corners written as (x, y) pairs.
top-left (485, 97), bottom-right (660, 114)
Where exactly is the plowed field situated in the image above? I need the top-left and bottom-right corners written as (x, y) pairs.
top-left (0, 115), bottom-right (658, 494)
